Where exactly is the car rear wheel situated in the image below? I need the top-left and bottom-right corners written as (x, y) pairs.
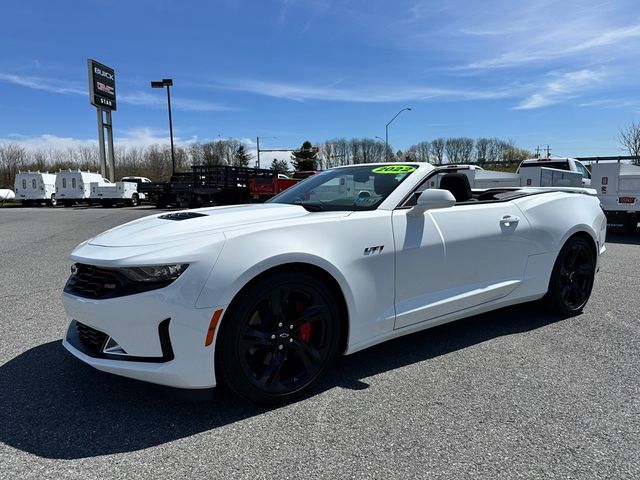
top-left (544, 236), bottom-right (595, 316)
top-left (217, 272), bottom-right (341, 404)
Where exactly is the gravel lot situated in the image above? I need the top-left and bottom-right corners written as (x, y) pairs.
top-left (0, 206), bottom-right (638, 479)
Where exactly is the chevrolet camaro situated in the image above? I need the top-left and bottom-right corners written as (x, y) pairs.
top-left (62, 163), bottom-right (606, 403)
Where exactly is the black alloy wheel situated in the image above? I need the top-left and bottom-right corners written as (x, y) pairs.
top-left (218, 272), bottom-right (341, 404)
top-left (545, 236), bottom-right (595, 316)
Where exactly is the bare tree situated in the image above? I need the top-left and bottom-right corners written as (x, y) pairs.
top-left (486, 138), bottom-right (508, 163)
top-left (431, 138), bottom-right (445, 164)
top-left (407, 141), bottom-right (431, 162)
top-left (459, 138), bottom-right (474, 163)
top-left (475, 138), bottom-right (489, 164)
top-left (0, 143), bottom-right (27, 188)
top-left (349, 138), bottom-right (387, 164)
top-left (618, 122), bottom-right (640, 165)
top-left (445, 138), bottom-right (468, 164)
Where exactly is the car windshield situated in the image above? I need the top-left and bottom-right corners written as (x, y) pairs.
top-left (269, 164), bottom-right (418, 211)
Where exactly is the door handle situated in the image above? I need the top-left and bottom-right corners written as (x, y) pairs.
top-left (500, 215), bottom-right (520, 226)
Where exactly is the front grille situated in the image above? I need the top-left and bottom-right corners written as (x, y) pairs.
top-left (65, 264), bottom-right (124, 299)
top-left (76, 321), bottom-right (109, 354)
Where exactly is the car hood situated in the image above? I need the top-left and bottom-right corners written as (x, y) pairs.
top-left (88, 203), bottom-right (348, 247)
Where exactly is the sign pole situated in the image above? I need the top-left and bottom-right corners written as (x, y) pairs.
top-left (88, 58), bottom-right (117, 180)
top-left (97, 108), bottom-right (107, 178)
top-left (105, 110), bottom-right (116, 181)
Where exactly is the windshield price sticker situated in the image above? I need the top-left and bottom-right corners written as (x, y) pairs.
top-left (372, 165), bottom-right (416, 174)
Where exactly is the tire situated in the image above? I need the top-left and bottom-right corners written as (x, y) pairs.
top-left (126, 194), bottom-right (139, 207)
top-left (216, 272), bottom-right (341, 404)
top-left (544, 236), bottom-right (596, 316)
top-left (48, 195), bottom-right (57, 207)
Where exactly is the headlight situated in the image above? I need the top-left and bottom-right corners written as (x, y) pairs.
top-left (118, 264), bottom-right (189, 283)
top-left (66, 263), bottom-right (189, 299)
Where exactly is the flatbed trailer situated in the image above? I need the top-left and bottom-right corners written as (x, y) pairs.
top-left (138, 166), bottom-right (275, 208)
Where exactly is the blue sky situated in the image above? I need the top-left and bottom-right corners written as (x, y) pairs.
top-left (1, 0), bottom-right (640, 158)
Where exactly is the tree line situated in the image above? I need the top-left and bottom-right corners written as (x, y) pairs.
top-left (0, 140), bottom-right (254, 188)
top-left (14, 128), bottom-right (640, 188)
top-left (313, 137), bottom-right (533, 170)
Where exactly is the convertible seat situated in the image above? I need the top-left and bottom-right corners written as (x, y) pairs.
top-left (439, 173), bottom-right (473, 202)
top-left (374, 174), bottom-right (399, 196)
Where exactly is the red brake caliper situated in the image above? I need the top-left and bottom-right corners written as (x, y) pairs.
top-left (295, 301), bottom-right (313, 342)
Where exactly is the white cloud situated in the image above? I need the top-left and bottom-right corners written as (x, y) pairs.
top-left (0, 128), bottom-right (200, 150)
top-left (0, 72), bottom-right (233, 112)
top-left (119, 91), bottom-right (234, 112)
top-left (209, 78), bottom-right (512, 103)
top-left (515, 69), bottom-right (608, 110)
top-left (0, 73), bottom-right (85, 95)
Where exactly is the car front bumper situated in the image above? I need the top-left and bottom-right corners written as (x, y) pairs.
top-left (62, 289), bottom-right (223, 389)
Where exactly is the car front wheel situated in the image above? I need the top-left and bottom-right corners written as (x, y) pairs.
top-left (217, 272), bottom-right (341, 404)
top-left (545, 236), bottom-right (595, 316)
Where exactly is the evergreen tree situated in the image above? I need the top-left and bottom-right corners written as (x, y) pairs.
top-left (233, 145), bottom-right (252, 167)
top-left (291, 140), bottom-right (318, 171)
top-left (270, 159), bottom-right (290, 175)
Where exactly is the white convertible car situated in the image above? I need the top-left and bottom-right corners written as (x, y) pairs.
top-left (62, 163), bottom-right (606, 403)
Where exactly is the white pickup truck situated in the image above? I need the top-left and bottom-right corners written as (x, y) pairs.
top-left (591, 161), bottom-right (640, 233)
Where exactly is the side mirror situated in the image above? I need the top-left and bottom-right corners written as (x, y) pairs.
top-left (409, 189), bottom-right (456, 215)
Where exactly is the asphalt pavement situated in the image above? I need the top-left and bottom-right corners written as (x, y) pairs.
top-left (0, 206), bottom-right (638, 479)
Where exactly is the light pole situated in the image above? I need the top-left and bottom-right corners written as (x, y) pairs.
top-left (256, 136), bottom-right (277, 169)
top-left (385, 107), bottom-right (411, 161)
top-left (151, 78), bottom-right (176, 175)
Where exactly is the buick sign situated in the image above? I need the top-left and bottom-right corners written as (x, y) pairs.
top-left (88, 59), bottom-right (117, 111)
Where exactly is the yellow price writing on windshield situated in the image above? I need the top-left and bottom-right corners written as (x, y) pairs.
top-left (371, 165), bottom-right (417, 174)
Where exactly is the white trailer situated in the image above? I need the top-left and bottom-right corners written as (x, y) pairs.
top-left (591, 161), bottom-right (640, 232)
top-left (55, 170), bottom-right (107, 206)
top-left (90, 181), bottom-right (141, 207)
top-left (14, 171), bottom-right (58, 206)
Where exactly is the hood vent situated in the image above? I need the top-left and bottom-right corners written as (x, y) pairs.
top-left (158, 212), bottom-right (208, 221)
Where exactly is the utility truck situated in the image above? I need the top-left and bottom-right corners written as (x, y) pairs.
top-left (89, 180), bottom-right (141, 207)
top-left (517, 157), bottom-right (591, 187)
top-left (426, 158), bottom-right (590, 190)
top-left (591, 161), bottom-right (640, 233)
top-left (55, 170), bottom-right (108, 206)
top-left (14, 171), bottom-right (58, 206)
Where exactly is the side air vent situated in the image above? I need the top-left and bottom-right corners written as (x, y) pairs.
top-left (158, 212), bottom-right (207, 221)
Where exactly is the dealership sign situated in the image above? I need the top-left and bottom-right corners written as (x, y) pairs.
top-left (88, 59), bottom-right (116, 110)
